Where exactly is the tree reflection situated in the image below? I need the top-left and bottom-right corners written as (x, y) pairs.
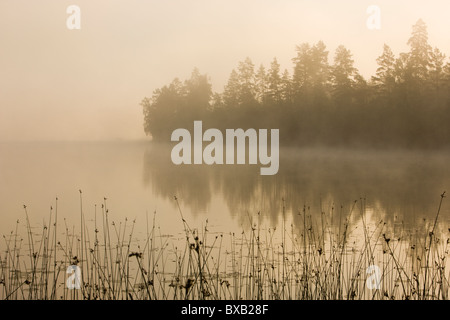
top-left (143, 144), bottom-right (450, 228)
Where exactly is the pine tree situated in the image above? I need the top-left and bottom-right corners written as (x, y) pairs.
top-left (292, 41), bottom-right (330, 106)
top-left (310, 41), bottom-right (330, 89)
top-left (223, 69), bottom-right (240, 108)
top-left (310, 41), bottom-right (330, 108)
top-left (372, 44), bottom-right (396, 95)
top-left (353, 74), bottom-right (369, 105)
top-left (444, 61), bottom-right (450, 92)
top-left (429, 47), bottom-right (446, 88)
top-left (255, 64), bottom-right (267, 104)
top-left (428, 47), bottom-right (446, 107)
top-left (407, 19), bottom-right (432, 82)
top-left (267, 58), bottom-right (282, 105)
top-left (237, 57), bottom-right (257, 106)
top-left (280, 69), bottom-right (292, 104)
top-left (445, 61), bottom-right (450, 81)
top-left (292, 43), bottom-right (312, 100)
top-left (331, 45), bottom-right (358, 106)
top-left (184, 68), bottom-right (212, 117)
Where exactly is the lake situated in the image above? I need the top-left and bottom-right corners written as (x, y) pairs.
top-left (1, 141), bottom-right (449, 235)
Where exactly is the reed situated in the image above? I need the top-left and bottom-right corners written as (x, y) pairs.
top-left (0, 193), bottom-right (448, 300)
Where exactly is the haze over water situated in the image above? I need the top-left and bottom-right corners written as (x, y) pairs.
top-left (1, 141), bottom-right (449, 237)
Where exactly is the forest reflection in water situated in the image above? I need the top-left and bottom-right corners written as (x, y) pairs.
top-left (143, 143), bottom-right (450, 230)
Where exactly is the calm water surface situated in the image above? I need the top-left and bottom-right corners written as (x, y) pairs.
top-left (0, 141), bottom-right (449, 236)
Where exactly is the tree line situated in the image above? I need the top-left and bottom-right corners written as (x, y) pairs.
top-left (142, 19), bottom-right (450, 149)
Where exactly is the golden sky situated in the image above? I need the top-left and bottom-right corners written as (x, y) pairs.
top-left (0, 0), bottom-right (449, 141)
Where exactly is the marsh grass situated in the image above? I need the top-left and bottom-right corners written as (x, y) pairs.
top-left (0, 193), bottom-right (448, 300)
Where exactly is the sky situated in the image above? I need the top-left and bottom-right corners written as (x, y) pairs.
top-left (0, 0), bottom-right (449, 141)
